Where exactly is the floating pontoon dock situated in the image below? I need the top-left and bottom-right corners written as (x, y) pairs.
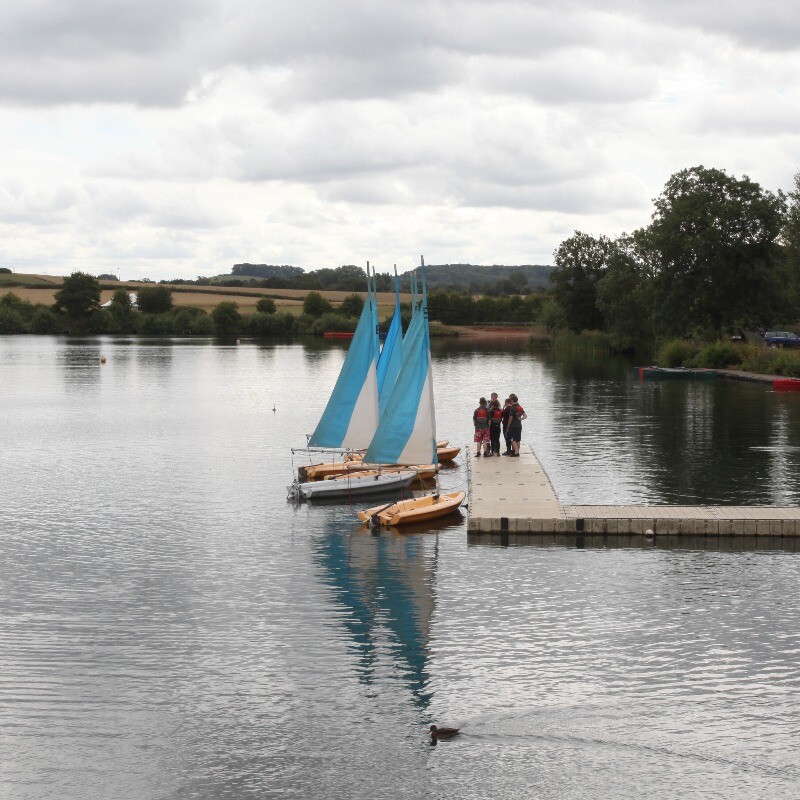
top-left (468, 446), bottom-right (800, 538)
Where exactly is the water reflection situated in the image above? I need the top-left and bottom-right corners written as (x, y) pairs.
top-left (59, 339), bottom-right (103, 392)
top-left (311, 525), bottom-right (436, 709)
top-left (469, 532), bottom-right (800, 552)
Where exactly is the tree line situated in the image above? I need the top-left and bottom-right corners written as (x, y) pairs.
top-left (166, 262), bottom-right (555, 295)
top-left (547, 165), bottom-right (800, 351)
top-left (0, 276), bottom-right (373, 337)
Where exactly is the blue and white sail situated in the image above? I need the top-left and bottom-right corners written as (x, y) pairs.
top-left (308, 280), bottom-right (379, 449)
top-left (376, 269), bottom-right (404, 413)
top-left (363, 265), bottom-right (436, 466)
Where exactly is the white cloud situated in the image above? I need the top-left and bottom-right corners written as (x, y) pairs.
top-left (0, 0), bottom-right (798, 278)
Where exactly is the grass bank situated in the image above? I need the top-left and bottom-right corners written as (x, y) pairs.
top-left (656, 338), bottom-right (800, 377)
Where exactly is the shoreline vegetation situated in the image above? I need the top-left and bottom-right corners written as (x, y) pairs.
top-left (4, 163), bottom-right (800, 369)
top-left (2, 271), bottom-right (799, 378)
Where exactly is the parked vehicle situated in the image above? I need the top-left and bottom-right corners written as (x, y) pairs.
top-left (764, 331), bottom-right (800, 348)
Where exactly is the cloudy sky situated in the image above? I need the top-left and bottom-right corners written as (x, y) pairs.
top-left (1, 0), bottom-right (798, 279)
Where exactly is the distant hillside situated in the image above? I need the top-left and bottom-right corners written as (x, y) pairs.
top-left (397, 263), bottom-right (554, 291)
top-left (206, 262), bottom-right (555, 293)
top-left (232, 264), bottom-right (304, 279)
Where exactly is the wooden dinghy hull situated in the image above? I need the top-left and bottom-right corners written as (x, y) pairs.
top-left (436, 446), bottom-right (461, 462)
top-left (299, 470), bottom-right (417, 500)
top-left (357, 491), bottom-right (466, 527)
top-left (300, 461), bottom-right (438, 482)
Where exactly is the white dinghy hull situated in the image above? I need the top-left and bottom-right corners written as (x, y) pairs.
top-left (298, 470), bottom-right (417, 500)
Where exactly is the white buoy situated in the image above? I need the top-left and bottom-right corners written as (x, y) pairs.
top-left (644, 528), bottom-right (655, 538)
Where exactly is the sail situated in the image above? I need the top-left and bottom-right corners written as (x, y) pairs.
top-left (308, 292), bottom-right (379, 449)
top-left (377, 273), bottom-right (404, 411)
top-left (363, 282), bottom-right (436, 466)
top-left (369, 267), bottom-right (380, 365)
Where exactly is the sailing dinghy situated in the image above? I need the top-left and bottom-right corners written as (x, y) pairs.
top-left (290, 265), bottom-right (430, 503)
top-left (299, 469), bottom-right (418, 500)
top-left (357, 259), bottom-right (464, 528)
top-left (357, 491), bottom-right (466, 526)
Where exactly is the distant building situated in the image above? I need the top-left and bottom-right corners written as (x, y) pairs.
top-left (100, 291), bottom-right (138, 309)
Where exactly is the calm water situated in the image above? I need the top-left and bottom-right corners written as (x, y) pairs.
top-left (2, 335), bottom-right (800, 799)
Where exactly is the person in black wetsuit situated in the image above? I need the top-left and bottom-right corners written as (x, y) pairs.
top-left (488, 399), bottom-right (503, 456)
top-left (505, 393), bottom-right (527, 456)
top-left (501, 397), bottom-right (513, 454)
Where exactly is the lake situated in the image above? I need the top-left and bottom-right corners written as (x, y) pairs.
top-left (2, 335), bottom-right (800, 799)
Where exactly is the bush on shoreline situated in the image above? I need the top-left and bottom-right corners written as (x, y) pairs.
top-left (653, 337), bottom-right (800, 377)
top-left (0, 291), bottom-right (454, 338)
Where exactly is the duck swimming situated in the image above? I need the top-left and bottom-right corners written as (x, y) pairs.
top-left (429, 725), bottom-right (460, 739)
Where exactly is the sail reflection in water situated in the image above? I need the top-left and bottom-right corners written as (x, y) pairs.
top-left (311, 524), bottom-right (436, 709)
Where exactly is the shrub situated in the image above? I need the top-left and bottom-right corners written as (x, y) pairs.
top-left (308, 313), bottom-right (355, 335)
top-left (553, 330), bottom-right (611, 353)
top-left (428, 321), bottom-right (458, 337)
top-left (169, 308), bottom-right (214, 335)
top-left (338, 293), bottom-right (364, 317)
top-left (187, 312), bottom-right (215, 336)
top-left (656, 339), bottom-right (699, 367)
top-left (0, 292), bottom-right (32, 314)
top-left (537, 297), bottom-right (568, 332)
top-left (740, 348), bottom-right (800, 377)
top-left (85, 309), bottom-right (114, 334)
top-left (303, 291), bottom-right (332, 317)
top-left (0, 306), bottom-right (25, 333)
top-left (212, 301), bottom-right (243, 335)
top-left (256, 297), bottom-right (276, 314)
top-left (29, 307), bottom-right (62, 334)
top-left (246, 311), bottom-right (297, 336)
top-left (692, 341), bottom-right (743, 369)
top-left (0, 267), bottom-right (11, 274)
top-left (136, 313), bottom-right (173, 335)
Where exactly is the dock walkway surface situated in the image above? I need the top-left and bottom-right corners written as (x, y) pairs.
top-left (468, 446), bottom-right (800, 537)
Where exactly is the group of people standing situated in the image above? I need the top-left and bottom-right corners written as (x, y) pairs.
top-left (473, 393), bottom-right (527, 458)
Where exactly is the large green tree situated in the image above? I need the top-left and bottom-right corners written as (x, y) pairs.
top-left (781, 170), bottom-right (800, 316)
top-left (595, 233), bottom-right (655, 351)
top-left (550, 232), bottom-right (614, 331)
top-left (136, 285), bottom-right (173, 314)
top-left (54, 272), bottom-right (101, 318)
top-left (645, 166), bottom-right (787, 334)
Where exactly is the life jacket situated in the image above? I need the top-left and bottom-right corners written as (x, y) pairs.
top-left (474, 406), bottom-right (489, 429)
top-left (489, 407), bottom-right (503, 425)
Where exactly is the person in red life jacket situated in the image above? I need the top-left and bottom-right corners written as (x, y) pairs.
top-left (488, 398), bottom-right (504, 456)
top-left (504, 393), bottom-right (527, 456)
top-left (501, 397), bottom-right (513, 454)
top-left (473, 397), bottom-right (491, 457)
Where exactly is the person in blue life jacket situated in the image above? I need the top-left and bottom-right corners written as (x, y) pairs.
top-left (504, 393), bottom-right (527, 457)
top-left (473, 397), bottom-right (491, 457)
